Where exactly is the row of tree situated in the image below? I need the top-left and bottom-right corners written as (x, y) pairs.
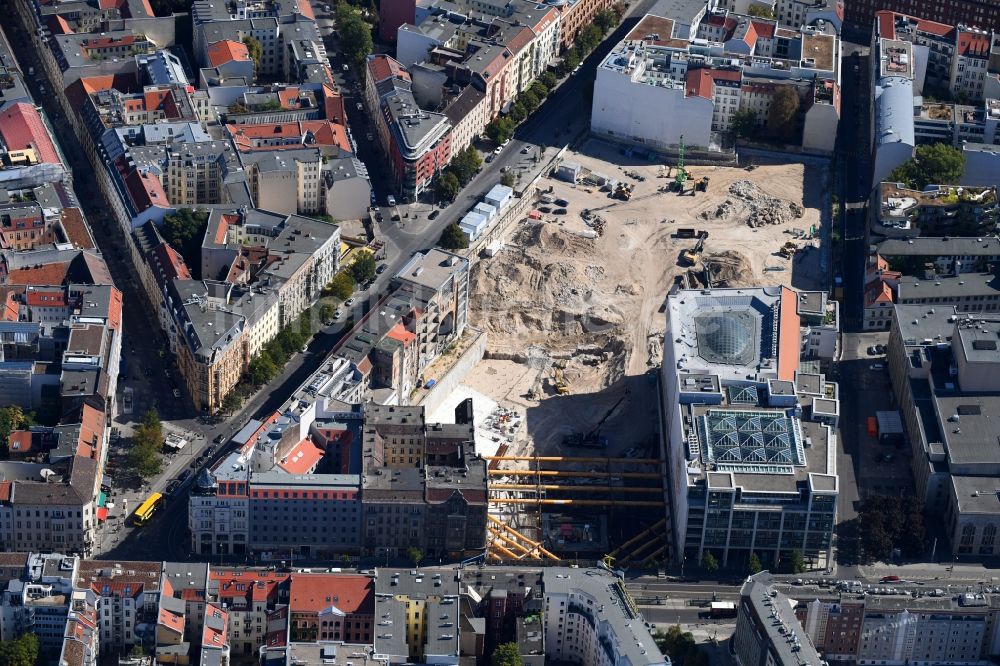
top-left (484, 72), bottom-right (560, 146)
top-left (337, 3), bottom-right (375, 68)
top-left (858, 494), bottom-right (925, 562)
top-left (700, 548), bottom-right (805, 574)
top-left (559, 8), bottom-right (623, 76)
top-left (129, 409), bottom-right (163, 480)
top-left (435, 146), bottom-right (484, 202)
top-left (0, 634), bottom-right (39, 666)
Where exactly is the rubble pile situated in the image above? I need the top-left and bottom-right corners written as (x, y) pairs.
top-left (700, 180), bottom-right (805, 227)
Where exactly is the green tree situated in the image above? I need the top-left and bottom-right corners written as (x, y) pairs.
top-left (249, 353), bottom-right (278, 386)
top-left (746, 4), bottom-right (775, 18)
top-left (595, 8), bottom-right (618, 32)
top-left (222, 391), bottom-right (243, 415)
top-left (700, 550), bottom-right (718, 572)
top-left (510, 102), bottom-right (527, 123)
top-left (319, 303), bottom-right (335, 324)
top-left (242, 36), bottom-right (263, 70)
top-left (349, 251), bottom-right (377, 284)
top-left (0, 633), bottom-right (40, 666)
top-left (407, 546), bottom-right (423, 567)
top-left (578, 24), bottom-right (603, 53)
top-left (539, 71), bottom-right (558, 90)
top-left (749, 552), bottom-right (763, 575)
top-left (501, 171), bottom-right (516, 188)
top-left (654, 625), bottom-right (706, 666)
top-left (450, 146), bottom-right (482, 185)
top-left (519, 90), bottom-right (540, 113)
top-left (436, 171), bottom-right (461, 201)
top-left (339, 9), bottom-right (374, 67)
top-left (0, 406), bottom-right (32, 459)
top-left (299, 310), bottom-right (313, 338)
top-left (731, 108), bottom-right (759, 139)
top-left (561, 48), bottom-right (581, 74)
top-left (163, 208), bottom-right (209, 278)
top-left (439, 222), bottom-right (469, 250)
top-left (491, 642), bottom-right (523, 666)
top-left (486, 117), bottom-right (515, 144)
top-left (328, 272), bottom-right (355, 300)
top-left (790, 549), bottom-right (807, 574)
top-left (888, 143), bottom-right (966, 189)
top-left (129, 411), bottom-right (163, 480)
top-left (529, 80), bottom-right (548, 101)
top-left (767, 86), bottom-right (800, 142)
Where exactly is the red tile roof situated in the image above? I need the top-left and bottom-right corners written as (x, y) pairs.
top-left (207, 40), bottom-right (252, 67)
top-left (685, 68), bottom-right (714, 100)
top-left (386, 321), bottom-right (416, 345)
top-left (77, 404), bottom-right (106, 459)
top-left (0, 480), bottom-right (10, 501)
top-left (158, 608), bottom-right (185, 634)
top-left (958, 31), bottom-right (990, 57)
top-left (226, 121), bottom-right (352, 153)
top-left (151, 243), bottom-right (192, 281)
top-left (7, 431), bottom-right (33, 455)
top-left (60, 208), bottom-right (95, 250)
top-left (108, 288), bottom-right (123, 330)
top-left (367, 55), bottom-right (410, 85)
top-left (277, 438), bottom-right (325, 474)
top-left (6, 262), bottom-right (71, 286)
top-left (296, 0), bottom-right (315, 20)
top-left (0, 103), bottom-right (60, 165)
top-left (26, 289), bottom-right (66, 307)
top-left (289, 574), bottom-right (374, 615)
top-left (202, 604), bottom-right (229, 649)
top-left (210, 569), bottom-right (288, 604)
top-left (750, 20), bottom-right (775, 39)
top-left (124, 168), bottom-right (168, 212)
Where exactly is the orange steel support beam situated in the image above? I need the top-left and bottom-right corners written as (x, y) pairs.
top-left (610, 518), bottom-right (667, 558)
top-left (487, 515), bottom-right (541, 546)
top-left (490, 484), bottom-right (662, 494)
top-left (490, 498), bottom-right (665, 507)
top-left (489, 542), bottom-right (520, 560)
top-left (489, 527), bottom-right (534, 555)
top-left (488, 470), bottom-right (661, 479)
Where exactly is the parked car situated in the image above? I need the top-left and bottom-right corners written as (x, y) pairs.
top-left (172, 388), bottom-right (181, 398)
top-left (345, 298), bottom-right (355, 307)
top-left (165, 480), bottom-right (180, 495)
top-left (376, 264), bottom-right (388, 274)
top-left (876, 344), bottom-right (887, 354)
top-left (334, 308), bottom-right (343, 319)
top-left (301, 345), bottom-right (308, 353)
top-left (521, 146), bottom-right (531, 154)
top-left (428, 209), bottom-right (440, 220)
top-left (356, 102), bottom-right (363, 111)
top-left (493, 146), bottom-right (503, 155)
top-left (178, 469), bottom-right (192, 484)
top-left (213, 434), bottom-right (225, 444)
top-left (553, 208), bottom-right (567, 215)
top-left (870, 363), bottom-right (884, 371)
top-left (205, 445), bottom-right (216, 458)
top-left (880, 575), bottom-right (900, 583)
top-left (867, 346), bottom-right (878, 355)
top-left (342, 63), bottom-right (349, 71)
top-left (485, 153), bottom-right (496, 163)
top-left (387, 195), bottom-right (396, 207)
top-left (366, 132), bottom-right (373, 141)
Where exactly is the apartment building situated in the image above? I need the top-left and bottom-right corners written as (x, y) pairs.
top-left (873, 181), bottom-right (998, 237)
top-left (888, 308), bottom-right (1000, 555)
top-left (75, 560), bottom-right (162, 655)
top-left (0, 553), bottom-right (77, 651)
top-left (660, 287), bottom-right (840, 569)
top-left (542, 567), bottom-right (667, 666)
top-left (374, 569), bottom-right (461, 664)
top-left (360, 404), bottom-right (487, 559)
top-left (847, 0), bottom-right (1000, 35)
top-left (288, 573), bottom-right (374, 644)
top-left (877, 237), bottom-right (1000, 277)
top-left (733, 575), bottom-right (823, 666)
top-left (593, 12), bottom-right (841, 154)
top-left (206, 569), bottom-right (288, 659)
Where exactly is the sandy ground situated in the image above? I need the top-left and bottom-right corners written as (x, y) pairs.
top-left (469, 141), bottom-right (829, 395)
top-left (458, 141), bottom-right (827, 546)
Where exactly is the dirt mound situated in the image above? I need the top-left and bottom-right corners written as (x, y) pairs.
top-left (703, 251), bottom-right (756, 288)
top-left (470, 222), bottom-right (635, 388)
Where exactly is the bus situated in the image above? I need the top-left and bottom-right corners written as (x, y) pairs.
top-left (709, 601), bottom-right (737, 619)
top-left (132, 493), bottom-right (164, 526)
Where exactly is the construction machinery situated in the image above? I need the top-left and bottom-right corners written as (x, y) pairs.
top-left (680, 230), bottom-right (708, 266)
top-left (778, 241), bottom-right (797, 259)
top-left (553, 367), bottom-right (569, 395)
top-left (612, 181), bottom-right (634, 200)
top-left (670, 135), bottom-right (689, 192)
top-left (696, 176), bottom-right (710, 192)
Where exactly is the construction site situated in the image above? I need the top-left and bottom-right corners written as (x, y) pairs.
top-left (453, 138), bottom-right (830, 565)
